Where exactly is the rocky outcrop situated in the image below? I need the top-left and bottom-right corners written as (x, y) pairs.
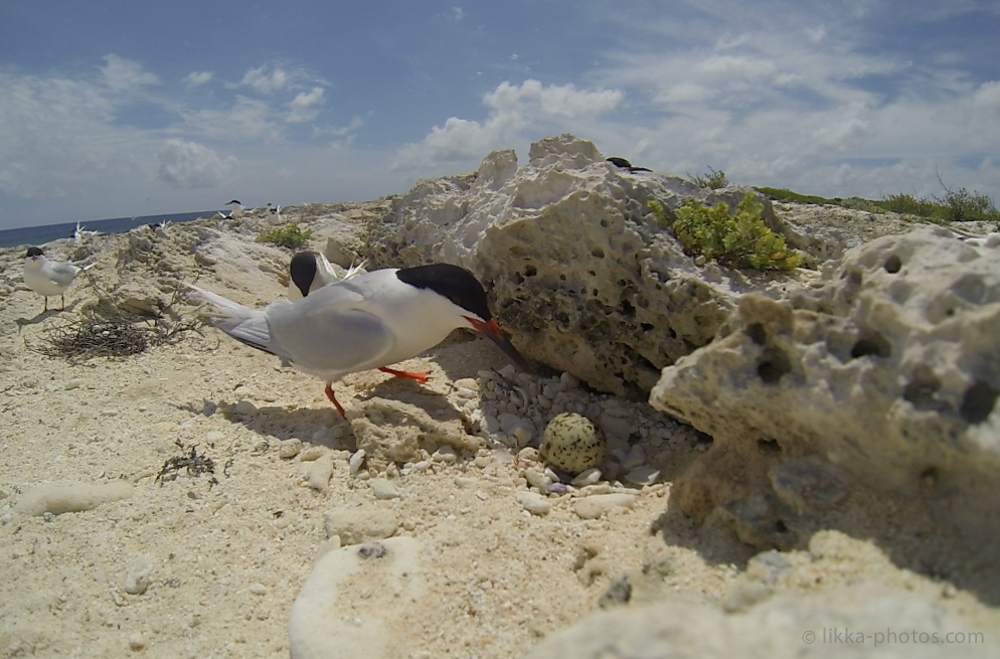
top-left (525, 581), bottom-right (993, 659)
top-left (367, 134), bottom-right (785, 396)
top-left (650, 227), bottom-right (1000, 565)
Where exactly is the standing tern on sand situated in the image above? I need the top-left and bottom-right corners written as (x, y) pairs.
top-left (23, 247), bottom-right (95, 312)
top-left (188, 263), bottom-right (525, 416)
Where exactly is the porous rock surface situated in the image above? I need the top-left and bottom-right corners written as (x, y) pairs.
top-left (651, 227), bottom-right (1000, 564)
top-left (367, 134), bottom-right (784, 396)
top-left (525, 581), bottom-right (993, 659)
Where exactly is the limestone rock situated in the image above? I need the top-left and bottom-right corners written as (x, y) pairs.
top-left (367, 134), bottom-right (783, 395)
top-left (650, 228), bottom-right (1000, 562)
top-left (14, 481), bottom-right (133, 516)
top-left (289, 538), bottom-right (423, 659)
top-left (524, 582), bottom-right (995, 659)
top-left (324, 506), bottom-right (399, 546)
top-left (347, 398), bottom-right (484, 473)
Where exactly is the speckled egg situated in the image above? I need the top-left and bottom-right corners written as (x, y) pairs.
top-left (541, 413), bottom-right (605, 475)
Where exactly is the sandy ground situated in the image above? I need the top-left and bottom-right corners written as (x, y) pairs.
top-left (1, 214), bottom-right (998, 659)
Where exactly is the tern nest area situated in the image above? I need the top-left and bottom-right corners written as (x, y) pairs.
top-left (28, 284), bottom-right (205, 364)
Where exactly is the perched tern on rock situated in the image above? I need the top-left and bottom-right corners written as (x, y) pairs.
top-left (23, 247), bottom-right (95, 312)
top-left (188, 263), bottom-right (525, 416)
top-left (227, 199), bottom-right (245, 218)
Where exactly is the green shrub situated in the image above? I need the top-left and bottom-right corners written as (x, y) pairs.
top-left (936, 187), bottom-right (1000, 223)
top-left (757, 183), bottom-right (1000, 225)
top-left (874, 193), bottom-right (939, 218)
top-left (651, 193), bottom-right (801, 271)
top-left (689, 167), bottom-right (729, 189)
top-left (754, 187), bottom-right (833, 205)
top-left (256, 225), bottom-right (312, 250)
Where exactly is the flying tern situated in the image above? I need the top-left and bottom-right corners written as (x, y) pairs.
top-left (189, 263), bottom-right (525, 416)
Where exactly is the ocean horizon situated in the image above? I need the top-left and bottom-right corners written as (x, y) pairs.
top-left (0, 210), bottom-right (223, 250)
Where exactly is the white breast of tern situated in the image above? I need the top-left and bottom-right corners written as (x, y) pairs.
top-left (23, 246), bottom-right (94, 312)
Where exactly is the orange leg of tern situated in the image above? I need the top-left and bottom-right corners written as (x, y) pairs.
top-left (378, 366), bottom-right (430, 384)
top-left (324, 382), bottom-right (346, 418)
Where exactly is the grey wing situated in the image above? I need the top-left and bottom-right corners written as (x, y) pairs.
top-left (48, 261), bottom-right (81, 285)
top-left (266, 287), bottom-right (395, 376)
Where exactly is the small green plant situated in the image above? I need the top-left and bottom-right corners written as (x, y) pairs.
top-left (651, 193), bottom-right (801, 271)
top-left (256, 225), bottom-right (312, 250)
top-left (756, 183), bottom-right (1000, 225)
top-left (754, 187), bottom-right (832, 205)
top-left (876, 193), bottom-right (940, 217)
top-left (689, 167), bottom-right (729, 189)
top-left (935, 187), bottom-right (1000, 223)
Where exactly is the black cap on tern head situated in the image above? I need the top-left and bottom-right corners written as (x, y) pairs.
top-left (395, 263), bottom-right (492, 321)
top-left (227, 199), bottom-right (242, 205)
top-left (290, 251), bottom-right (319, 299)
top-left (26, 246), bottom-right (43, 258)
top-left (396, 263), bottom-right (527, 369)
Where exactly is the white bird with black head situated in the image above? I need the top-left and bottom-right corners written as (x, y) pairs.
top-left (188, 263), bottom-right (525, 416)
top-left (23, 247), bottom-right (94, 312)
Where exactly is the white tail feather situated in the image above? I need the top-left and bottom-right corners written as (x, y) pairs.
top-left (186, 284), bottom-right (278, 355)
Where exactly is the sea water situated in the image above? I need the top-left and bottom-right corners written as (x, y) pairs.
top-left (0, 210), bottom-right (221, 250)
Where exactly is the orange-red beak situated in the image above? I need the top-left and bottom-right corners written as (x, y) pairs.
top-left (466, 317), bottom-right (527, 369)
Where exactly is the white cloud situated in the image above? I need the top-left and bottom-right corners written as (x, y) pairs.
top-left (313, 116), bottom-right (365, 139)
top-left (451, 7), bottom-right (463, 22)
top-left (0, 67), bottom-right (142, 201)
top-left (183, 71), bottom-right (214, 87)
top-left (100, 54), bottom-right (159, 92)
top-left (236, 65), bottom-right (290, 94)
top-left (287, 87), bottom-right (325, 123)
top-left (180, 96), bottom-right (282, 142)
top-left (483, 79), bottom-right (623, 117)
top-left (394, 79), bottom-right (623, 170)
top-left (157, 139), bottom-right (236, 188)
top-left (973, 81), bottom-right (1000, 111)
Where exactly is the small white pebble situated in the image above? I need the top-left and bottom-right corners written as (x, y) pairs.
top-left (571, 468), bottom-right (602, 488)
top-left (249, 583), bottom-right (267, 595)
top-left (127, 632), bottom-right (147, 651)
top-left (300, 446), bottom-right (325, 462)
top-left (307, 455), bottom-right (334, 491)
top-left (431, 446), bottom-right (457, 464)
top-left (349, 449), bottom-right (366, 476)
top-left (624, 466), bottom-right (660, 486)
top-left (278, 439), bottom-right (303, 459)
top-left (517, 491), bottom-right (552, 516)
top-left (370, 478), bottom-right (400, 500)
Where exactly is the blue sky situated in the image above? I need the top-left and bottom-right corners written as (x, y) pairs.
top-left (1, 1), bottom-right (998, 229)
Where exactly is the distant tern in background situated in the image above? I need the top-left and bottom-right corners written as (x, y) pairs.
top-left (227, 199), bottom-right (245, 218)
top-left (266, 203), bottom-right (282, 224)
top-left (287, 251), bottom-right (365, 301)
top-left (23, 247), bottom-right (95, 312)
top-left (188, 263), bottom-right (525, 416)
top-left (72, 222), bottom-right (99, 244)
top-left (607, 157), bottom-right (652, 173)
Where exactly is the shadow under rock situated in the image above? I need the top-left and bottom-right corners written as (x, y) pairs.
top-left (650, 508), bottom-right (759, 568)
top-left (649, 469), bottom-right (1000, 607)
